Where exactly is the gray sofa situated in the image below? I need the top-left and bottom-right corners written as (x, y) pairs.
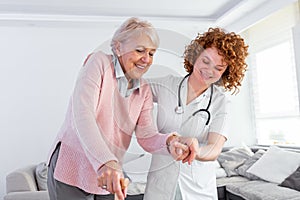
top-left (4, 163), bottom-right (49, 200)
top-left (216, 146), bottom-right (300, 200)
top-left (5, 146), bottom-right (300, 200)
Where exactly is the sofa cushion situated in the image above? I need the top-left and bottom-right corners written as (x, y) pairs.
top-left (279, 166), bottom-right (300, 191)
top-left (226, 180), bottom-right (300, 200)
top-left (216, 176), bottom-right (249, 187)
top-left (236, 149), bottom-right (265, 180)
top-left (35, 162), bottom-right (48, 191)
top-left (247, 146), bottom-right (300, 184)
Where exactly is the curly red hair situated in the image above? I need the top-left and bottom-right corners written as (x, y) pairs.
top-left (183, 27), bottom-right (249, 94)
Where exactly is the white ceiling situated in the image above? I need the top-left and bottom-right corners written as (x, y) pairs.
top-left (0, 0), bottom-right (243, 19)
top-left (0, 0), bottom-right (297, 32)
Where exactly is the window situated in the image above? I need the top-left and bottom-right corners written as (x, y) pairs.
top-left (248, 2), bottom-right (300, 147)
top-left (252, 40), bottom-right (300, 146)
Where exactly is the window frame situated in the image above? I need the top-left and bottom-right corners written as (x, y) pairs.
top-left (246, 2), bottom-right (300, 147)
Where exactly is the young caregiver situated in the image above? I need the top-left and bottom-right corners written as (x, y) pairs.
top-left (144, 27), bottom-right (249, 200)
top-left (47, 17), bottom-right (197, 200)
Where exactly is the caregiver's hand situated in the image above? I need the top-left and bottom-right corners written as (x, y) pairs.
top-left (167, 134), bottom-right (198, 164)
top-left (168, 135), bottom-right (188, 160)
top-left (179, 137), bottom-right (199, 165)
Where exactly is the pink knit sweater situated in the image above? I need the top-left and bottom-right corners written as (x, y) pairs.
top-left (48, 51), bottom-right (170, 194)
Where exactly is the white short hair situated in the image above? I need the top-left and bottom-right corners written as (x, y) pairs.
top-left (111, 17), bottom-right (160, 54)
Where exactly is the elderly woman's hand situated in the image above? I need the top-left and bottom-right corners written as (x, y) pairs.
top-left (97, 161), bottom-right (129, 200)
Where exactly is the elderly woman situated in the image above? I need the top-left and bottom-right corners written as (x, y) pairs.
top-left (144, 27), bottom-right (249, 200)
top-left (47, 17), bottom-right (197, 200)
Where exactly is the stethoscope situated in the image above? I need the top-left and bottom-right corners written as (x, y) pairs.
top-left (175, 74), bottom-right (213, 125)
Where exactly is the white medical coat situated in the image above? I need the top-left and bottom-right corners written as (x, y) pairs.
top-left (143, 75), bottom-right (230, 200)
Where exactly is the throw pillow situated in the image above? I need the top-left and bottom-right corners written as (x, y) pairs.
top-left (236, 149), bottom-right (266, 180)
top-left (218, 146), bottom-right (254, 177)
top-left (35, 162), bottom-right (48, 191)
top-left (279, 166), bottom-right (300, 191)
top-left (247, 146), bottom-right (300, 184)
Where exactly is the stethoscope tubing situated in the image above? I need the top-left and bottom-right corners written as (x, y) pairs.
top-left (175, 74), bottom-right (213, 125)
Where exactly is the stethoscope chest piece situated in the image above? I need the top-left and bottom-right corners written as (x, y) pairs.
top-left (175, 74), bottom-right (213, 125)
top-left (175, 106), bottom-right (184, 114)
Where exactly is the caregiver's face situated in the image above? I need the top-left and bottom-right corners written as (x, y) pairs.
top-left (193, 47), bottom-right (227, 86)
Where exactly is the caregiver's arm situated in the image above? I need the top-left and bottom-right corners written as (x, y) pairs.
top-left (196, 132), bottom-right (226, 161)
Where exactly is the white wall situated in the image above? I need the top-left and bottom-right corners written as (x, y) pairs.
top-left (0, 19), bottom-right (254, 198)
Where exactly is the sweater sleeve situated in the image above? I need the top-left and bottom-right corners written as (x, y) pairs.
top-left (71, 52), bottom-right (118, 172)
top-left (134, 83), bottom-right (171, 155)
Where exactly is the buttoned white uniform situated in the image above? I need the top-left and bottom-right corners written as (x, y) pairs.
top-left (143, 75), bottom-right (230, 200)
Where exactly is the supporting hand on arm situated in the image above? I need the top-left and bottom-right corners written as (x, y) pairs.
top-left (178, 137), bottom-right (199, 164)
top-left (167, 134), bottom-right (199, 165)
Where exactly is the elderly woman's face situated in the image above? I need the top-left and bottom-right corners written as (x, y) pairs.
top-left (117, 34), bottom-right (157, 80)
top-left (193, 47), bottom-right (227, 86)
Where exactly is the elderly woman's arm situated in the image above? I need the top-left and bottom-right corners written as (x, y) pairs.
top-left (135, 84), bottom-right (198, 163)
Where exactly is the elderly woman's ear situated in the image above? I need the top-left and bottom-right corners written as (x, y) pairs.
top-left (115, 42), bottom-right (121, 57)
